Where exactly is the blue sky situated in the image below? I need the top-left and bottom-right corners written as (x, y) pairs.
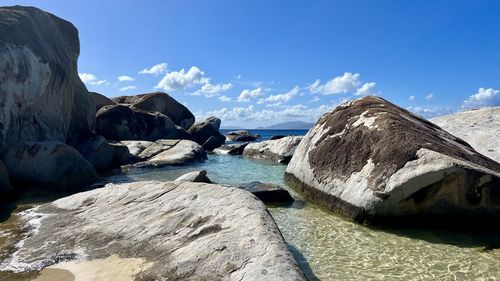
top-left (4, 1), bottom-right (500, 127)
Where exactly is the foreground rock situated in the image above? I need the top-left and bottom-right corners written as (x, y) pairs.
top-left (238, 182), bottom-right (294, 204)
top-left (214, 143), bottom-right (249, 155)
top-left (76, 135), bottom-right (130, 171)
top-left (226, 130), bottom-right (260, 142)
top-left (285, 96), bottom-right (500, 225)
top-left (122, 139), bottom-right (207, 168)
top-left (2, 181), bottom-right (305, 280)
top-left (244, 136), bottom-right (303, 164)
top-left (2, 141), bottom-right (97, 191)
top-left (96, 104), bottom-right (190, 141)
top-left (89, 92), bottom-right (114, 111)
top-left (0, 6), bottom-right (95, 154)
top-left (113, 92), bottom-right (195, 130)
top-left (188, 117), bottom-right (225, 150)
top-left (174, 170), bottom-right (212, 183)
top-left (431, 107), bottom-right (500, 162)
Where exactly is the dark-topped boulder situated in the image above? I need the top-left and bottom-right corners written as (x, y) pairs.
top-left (2, 141), bottom-right (98, 191)
top-left (214, 143), bottom-right (249, 155)
top-left (238, 182), bottom-right (294, 204)
top-left (188, 117), bottom-right (225, 150)
top-left (113, 92), bottom-right (195, 130)
top-left (0, 6), bottom-right (95, 154)
top-left (225, 130), bottom-right (260, 142)
top-left (96, 104), bottom-right (190, 141)
top-left (244, 136), bottom-right (303, 164)
top-left (89, 92), bottom-right (114, 112)
top-left (76, 135), bottom-right (130, 172)
top-left (174, 170), bottom-right (212, 183)
top-left (285, 96), bottom-right (500, 225)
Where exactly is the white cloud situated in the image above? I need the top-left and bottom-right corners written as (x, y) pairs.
top-left (119, 85), bottom-right (137, 91)
top-left (407, 106), bottom-right (454, 118)
top-left (237, 88), bottom-right (264, 102)
top-left (193, 82), bottom-right (233, 97)
top-left (218, 95), bottom-right (232, 102)
top-left (78, 73), bottom-right (109, 86)
top-left (409, 95), bottom-right (416, 102)
top-left (139, 63), bottom-right (168, 76)
top-left (155, 66), bottom-right (209, 92)
top-left (309, 96), bottom-right (320, 103)
top-left (117, 75), bottom-right (135, 82)
top-left (308, 72), bottom-right (377, 96)
top-left (425, 93), bottom-right (434, 100)
top-left (462, 88), bottom-right (500, 109)
top-left (264, 86), bottom-right (299, 103)
top-left (235, 74), bottom-right (242, 80)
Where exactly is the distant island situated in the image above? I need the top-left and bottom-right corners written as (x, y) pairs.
top-left (257, 121), bottom-right (314, 130)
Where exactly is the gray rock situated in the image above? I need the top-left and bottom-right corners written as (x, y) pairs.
top-left (238, 182), bottom-right (294, 204)
top-left (120, 140), bottom-right (154, 158)
top-left (96, 104), bottom-right (190, 141)
top-left (113, 92), bottom-right (195, 130)
top-left (174, 170), bottom-right (212, 183)
top-left (132, 140), bottom-right (207, 168)
top-left (3, 181), bottom-right (305, 280)
top-left (77, 135), bottom-right (130, 172)
top-left (89, 92), bottom-right (115, 112)
top-left (205, 116), bottom-right (222, 130)
top-left (0, 160), bottom-right (11, 194)
top-left (244, 136), bottom-right (303, 164)
top-left (202, 136), bottom-right (224, 151)
top-left (214, 143), bottom-right (249, 155)
top-left (188, 117), bottom-right (225, 150)
top-left (0, 6), bottom-right (95, 154)
top-left (2, 141), bottom-right (98, 191)
top-left (431, 107), bottom-right (500, 162)
top-left (285, 96), bottom-right (500, 225)
top-left (225, 130), bottom-right (260, 142)
top-left (271, 135), bottom-right (286, 140)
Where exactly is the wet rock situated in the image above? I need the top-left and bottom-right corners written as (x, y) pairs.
top-left (131, 140), bottom-right (207, 168)
top-left (214, 143), bottom-right (249, 155)
top-left (188, 117), bottom-right (225, 150)
top-left (285, 96), bottom-right (500, 225)
top-left (2, 181), bottom-right (305, 280)
top-left (225, 130), bottom-right (260, 142)
top-left (174, 170), bottom-right (212, 183)
top-left (89, 92), bottom-right (114, 112)
top-left (2, 141), bottom-right (98, 191)
top-left (238, 182), bottom-right (294, 204)
top-left (95, 104), bottom-right (190, 141)
top-left (113, 92), bottom-right (195, 130)
top-left (77, 135), bottom-right (130, 172)
top-left (0, 6), bottom-right (95, 154)
top-left (431, 106), bottom-right (500, 162)
top-left (244, 136), bottom-right (303, 164)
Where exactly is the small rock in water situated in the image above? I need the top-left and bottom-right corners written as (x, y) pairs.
top-left (174, 170), bottom-right (212, 183)
top-left (238, 181), bottom-right (294, 204)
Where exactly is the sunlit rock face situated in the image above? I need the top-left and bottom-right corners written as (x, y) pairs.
top-left (0, 6), bottom-right (95, 154)
top-left (286, 96), bottom-right (500, 225)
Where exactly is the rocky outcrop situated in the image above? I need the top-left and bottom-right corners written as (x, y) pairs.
top-left (2, 181), bottom-right (305, 280)
top-left (76, 135), bottom-right (130, 172)
top-left (174, 170), bottom-right (212, 183)
top-left (285, 96), bottom-right (500, 225)
top-left (214, 143), bottom-right (249, 155)
top-left (0, 160), bottom-right (11, 194)
top-left (188, 117), bottom-right (225, 150)
top-left (95, 104), bottom-right (190, 141)
top-left (226, 130), bottom-right (260, 142)
top-left (271, 135), bottom-right (286, 140)
top-left (238, 182), bottom-right (294, 204)
top-left (244, 136), bottom-right (303, 164)
top-left (2, 141), bottom-right (98, 191)
top-left (0, 6), bottom-right (95, 154)
top-left (113, 92), bottom-right (195, 130)
top-left (89, 92), bottom-right (114, 112)
top-left (431, 107), bottom-right (500, 162)
top-left (121, 139), bottom-right (207, 168)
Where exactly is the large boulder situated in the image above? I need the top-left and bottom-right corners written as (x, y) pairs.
top-left (1, 181), bottom-right (305, 280)
top-left (188, 117), bottom-right (225, 150)
top-left (95, 104), bottom-right (190, 141)
top-left (226, 130), bottom-right (260, 142)
top-left (285, 96), bottom-right (500, 225)
top-left (113, 92), bottom-right (195, 130)
top-left (89, 92), bottom-right (114, 112)
top-left (214, 143), bottom-right (249, 155)
top-left (244, 136), bottom-right (303, 164)
top-left (76, 135), bottom-right (130, 172)
top-left (2, 141), bottom-right (98, 191)
top-left (431, 107), bottom-right (500, 162)
top-left (0, 6), bottom-right (95, 154)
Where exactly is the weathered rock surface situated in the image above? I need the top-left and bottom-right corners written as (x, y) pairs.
top-left (271, 135), bottom-right (286, 140)
top-left (285, 96), bottom-right (500, 225)
top-left (214, 143), bottom-right (249, 155)
top-left (113, 92), bottom-right (195, 130)
top-left (2, 181), bottom-right (305, 280)
top-left (89, 92), bottom-right (114, 112)
top-left (244, 136), bottom-right (303, 164)
top-left (188, 117), bottom-right (225, 150)
top-left (431, 107), bottom-right (500, 162)
top-left (122, 139), bottom-right (207, 168)
top-left (2, 141), bottom-right (98, 191)
top-left (0, 160), bottom-right (11, 194)
top-left (226, 130), bottom-right (260, 142)
top-left (95, 104), bottom-right (190, 141)
top-left (174, 170), bottom-right (212, 183)
top-left (76, 135), bottom-right (130, 172)
top-left (238, 182), bottom-right (294, 204)
top-left (0, 6), bottom-right (95, 154)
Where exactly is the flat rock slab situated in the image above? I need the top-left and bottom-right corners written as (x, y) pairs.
top-left (2, 181), bottom-right (305, 281)
top-left (431, 107), bottom-right (500, 162)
